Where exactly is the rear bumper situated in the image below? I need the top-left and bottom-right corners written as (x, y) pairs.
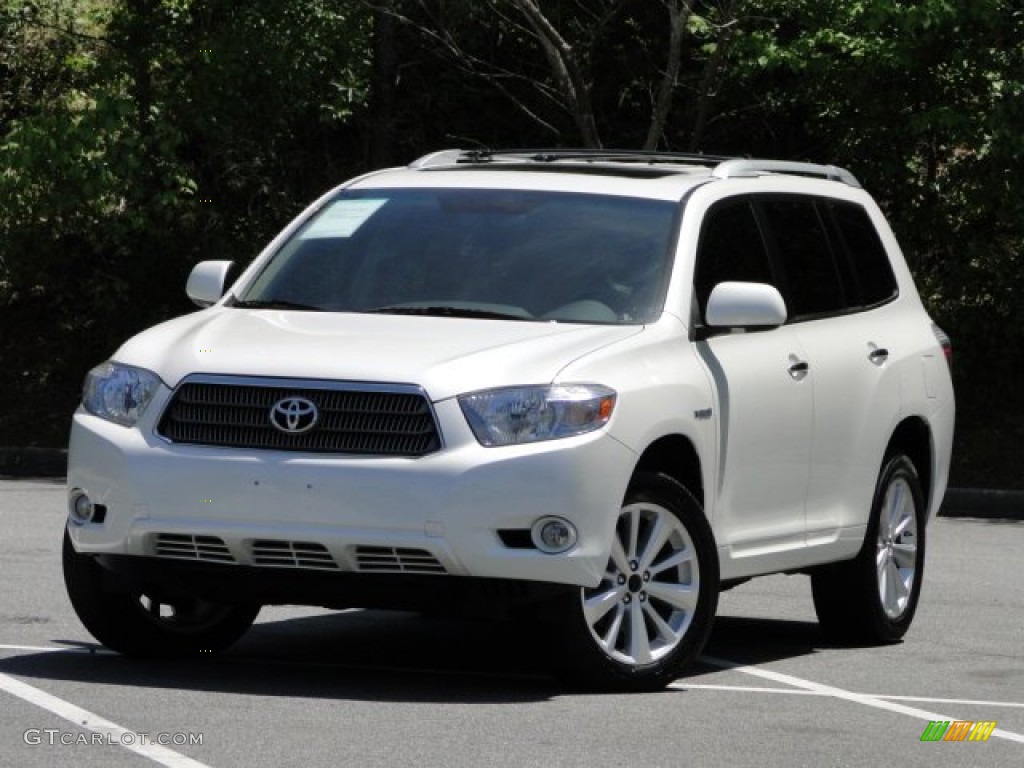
top-left (927, 395), bottom-right (956, 522)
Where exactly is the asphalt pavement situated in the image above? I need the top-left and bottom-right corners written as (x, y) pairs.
top-left (0, 478), bottom-right (1021, 768)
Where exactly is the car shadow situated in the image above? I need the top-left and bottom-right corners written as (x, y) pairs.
top-left (689, 615), bottom-right (851, 678)
top-left (1, 610), bottom-right (844, 703)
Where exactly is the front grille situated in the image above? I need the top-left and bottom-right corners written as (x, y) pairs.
top-left (355, 546), bottom-right (447, 574)
top-left (154, 533), bottom-right (235, 563)
top-left (251, 540), bottom-right (338, 570)
top-left (156, 378), bottom-right (441, 457)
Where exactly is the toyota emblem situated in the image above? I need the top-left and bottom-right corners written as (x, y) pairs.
top-left (269, 397), bottom-right (319, 434)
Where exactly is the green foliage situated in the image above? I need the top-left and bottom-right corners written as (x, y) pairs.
top-left (0, 0), bottom-right (105, 122)
top-left (0, 0), bottom-right (371, 446)
top-left (0, 0), bottom-right (1021, 486)
top-left (719, 0), bottom-right (1024, 485)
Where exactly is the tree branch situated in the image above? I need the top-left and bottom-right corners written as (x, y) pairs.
top-left (361, 0), bottom-right (567, 137)
top-left (644, 0), bottom-right (695, 150)
top-left (506, 0), bottom-right (601, 147)
top-left (690, 1), bottom-right (744, 150)
top-left (0, 11), bottom-right (113, 48)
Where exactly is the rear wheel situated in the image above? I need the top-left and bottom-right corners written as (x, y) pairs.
top-left (811, 454), bottom-right (926, 643)
top-left (554, 473), bottom-right (718, 691)
top-left (63, 529), bottom-right (259, 657)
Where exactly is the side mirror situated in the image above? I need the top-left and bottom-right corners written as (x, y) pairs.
top-left (186, 261), bottom-right (234, 307)
top-left (706, 282), bottom-right (787, 328)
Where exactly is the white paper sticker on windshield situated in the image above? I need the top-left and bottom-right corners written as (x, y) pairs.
top-left (299, 199), bottom-right (387, 239)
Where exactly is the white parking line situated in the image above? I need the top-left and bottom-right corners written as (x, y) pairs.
top-left (0, 644), bottom-right (102, 653)
top-left (692, 655), bottom-right (1024, 744)
top-left (3, 643), bottom-right (1021, 752)
top-left (681, 683), bottom-right (820, 695)
top-left (0, 670), bottom-right (212, 767)
top-left (681, 682), bottom-right (1024, 708)
top-left (867, 694), bottom-right (1024, 710)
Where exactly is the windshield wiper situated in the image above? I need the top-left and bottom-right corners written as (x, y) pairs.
top-left (231, 298), bottom-right (323, 312)
top-left (363, 305), bottom-right (534, 321)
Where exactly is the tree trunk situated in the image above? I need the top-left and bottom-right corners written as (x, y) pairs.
top-left (643, 0), bottom-right (694, 150)
top-left (369, 0), bottom-right (398, 166)
top-left (689, 1), bottom-right (742, 151)
top-left (508, 0), bottom-right (601, 147)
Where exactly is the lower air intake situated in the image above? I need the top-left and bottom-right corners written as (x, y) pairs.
top-left (154, 533), bottom-right (235, 563)
top-left (354, 546), bottom-right (447, 574)
top-left (251, 540), bottom-right (338, 570)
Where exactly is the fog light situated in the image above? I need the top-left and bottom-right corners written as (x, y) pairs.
top-left (531, 516), bottom-right (578, 554)
top-left (69, 490), bottom-right (95, 525)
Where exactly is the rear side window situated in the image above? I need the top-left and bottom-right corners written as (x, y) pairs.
top-left (694, 199), bottom-right (775, 321)
top-left (758, 197), bottom-right (845, 319)
top-left (827, 202), bottom-right (898, 307)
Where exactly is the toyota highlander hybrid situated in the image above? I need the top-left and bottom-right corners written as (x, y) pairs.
top-left (64, 149), bottom-right (955, 691)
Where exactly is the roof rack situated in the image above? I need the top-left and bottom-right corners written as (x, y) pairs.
top-left (409, 148), bottom-right (733, 169)
top-left (408, 149), bottom-right (861, 188)
top-left (712, 158), bottom-right (861, 188)
top-left (407, 149), bottom-right (466, 168)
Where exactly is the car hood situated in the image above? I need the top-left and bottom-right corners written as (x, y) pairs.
top-left (115, 309), bottom-right (644, 401)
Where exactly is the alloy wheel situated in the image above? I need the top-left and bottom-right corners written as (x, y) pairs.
top-left (581, 501), bottom-right (700, 666)
top-left (875, 476), bottom-right (918, 619)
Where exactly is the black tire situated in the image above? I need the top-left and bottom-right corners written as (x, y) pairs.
top-left (811, 454), bottom-right (926, 644)
top-left (553, 472), bottom-right (719, 692)
top-left (63, 528), bottom-right (260, 657)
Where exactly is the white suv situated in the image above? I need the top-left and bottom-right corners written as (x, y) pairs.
top-left (63, 150), bottom-right (955, 691)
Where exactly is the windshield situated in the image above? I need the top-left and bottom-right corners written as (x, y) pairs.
top-left (239, 188), bottom-right (678, 324)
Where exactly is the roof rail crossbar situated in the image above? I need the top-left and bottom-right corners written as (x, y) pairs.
top-left (408, 150), bottom-right (862, 187)
top-left (472, 148), bottom-right (736, 166)
top-left (712, 158), bottom-right (861, 188)
top-left (409, 148), bottom-right (736, 169)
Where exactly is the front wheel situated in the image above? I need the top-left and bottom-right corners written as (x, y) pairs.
top-left (63, 529), bottom-right (260, 657)
top-left (553, 473), bottom-right (719, 691)
top-left (811, 454), bottom-right (926, 643)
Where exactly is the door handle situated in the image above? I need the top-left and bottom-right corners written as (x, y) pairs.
top-left (868, 346), bottom-right (889, 365)
top-left (788, 360), bottom-right (809, 380)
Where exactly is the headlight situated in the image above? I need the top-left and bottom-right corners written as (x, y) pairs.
top-left (82, 362), bottom-right (162, 427)
top-left (459, 384), bottom-right (616, 447)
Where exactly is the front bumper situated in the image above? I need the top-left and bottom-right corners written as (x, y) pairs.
top-left (66, 398), bottom-right (637, 590)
